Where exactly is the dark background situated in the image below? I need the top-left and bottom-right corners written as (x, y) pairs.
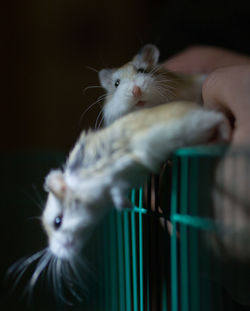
top-left (2, 0), bottom-right (250, 151)
top-left (1, 0), bottom-right (250, 310)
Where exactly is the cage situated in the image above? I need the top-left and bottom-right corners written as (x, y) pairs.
top-left (2, 146), bottom-right (250, 311)
top-left (87, 145), bottom-right (250, 311)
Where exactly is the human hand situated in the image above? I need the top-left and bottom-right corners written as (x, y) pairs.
top-left (165, 45), bottom-right (250, 74)
top-left (164, 46), bottom-right (250, 145)
top-left (165, 46), bottom-right (250, 304)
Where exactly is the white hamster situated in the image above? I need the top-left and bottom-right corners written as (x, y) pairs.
top-left (43, 101), bottom-right (230, 261)
top-left (10, 101), bottom-right (230, 303)
top-left (99, 44), bottom-right (206, 125)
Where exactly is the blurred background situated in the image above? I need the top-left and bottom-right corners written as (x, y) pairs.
top-left (2, 0), bottom-right (250, 151)
top-left (1, 0), bottom-right (250, 310)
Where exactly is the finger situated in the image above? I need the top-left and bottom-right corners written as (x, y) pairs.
top-left (164, 46), bottom-right (250, 74)
top-left (202, 65), bottom-right (250, 144)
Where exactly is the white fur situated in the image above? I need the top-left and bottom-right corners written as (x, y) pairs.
top-left (99, 44), bottom-right (205, 125)
top-left (103, 70), bottom-right (168, 125)
top-left (8, 102), bottom-right (230, 304)
top-left (43, 177), bottom-right (112, 259)
top-left (131, 108), bottom-right (230, 171)
top-left (42, 102), bottom-right (231, 261)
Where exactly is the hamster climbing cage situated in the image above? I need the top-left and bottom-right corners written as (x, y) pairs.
top-left (88, 145), bottom-right (250, 311)
top-left (2, 146), bottom-right (250, 311)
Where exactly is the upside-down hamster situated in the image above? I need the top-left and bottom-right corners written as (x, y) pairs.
top-left (43, 102), bottom-right (229, 261)
top-left (9, 101), bottom-right (230, 304)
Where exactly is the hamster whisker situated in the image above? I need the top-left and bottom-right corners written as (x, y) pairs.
top-left (153, 83), bottom-right (178, 103)
top-left (7, 249), bottom-right (47, 295)
top-left (7, 249), bottom-right (47, 278)
top-left (79, 96), bottom-right (105, 125)
top-left (157, 85), bottom-right (177, 97)
top-left (83, 85), bottom-right (104, 95)
top-left (26, 216), bottom-right (42, 222)
top-left (97, 114), bottom-right (104, 129)
top-left (8, 248), bottom-right (87, 305)
top-left (161, 73), bottom-right (190, 84)
top-left (64, 261), bottom-right (83, 303)
top-left (29, 250), bottom-right (52, 289)
top-left (23, 189), bottom-right (44, 212)
top-left (153, 83), bottom-right (169, 97)
top-left (31, 184), bottom-right (46, 208)
top-left (51, 257), bottom-right (58, 295)
top-left (51, 256), bottom-right (85, 305)
top-left (155, 81), bottom-right (177, 98)
top-left (95, 108), bottom-right (104, 129)
top-left (85, 65), bottom-right (99, 73)
top-left (161, 83), bottom-right (177, 97)
top-left (51, 257), bottom-right (65, 304)
top-left (68, 260), bottom-right (87, 298)
top-left (153, 87), bottom-right (170, 102)
top-left (155, 73), bottom-right (179, 84)
top-left (156, 78), bottom-right (177, 86)
top-left (55, 259), bottom-right (72, 305)
top-left (26, 253), bottom-right (53, 305)
top-left (47, 255), bottom-right (54, 284)
top-left (75, 254), bottom-right (95, 281)
top-left (48, 256), bottom-right (71, 305)
top-left (148, 64), bottom-right (162, 76)
top-left (158, 83), bottom-right (178, 93)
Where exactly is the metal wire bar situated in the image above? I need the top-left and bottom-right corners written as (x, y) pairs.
top-left (189, 159), bottom-right (200, 311)
top-left (123, 209), bottom-right (131, 311)
top-left (131, 189), bottom-right (138, 311)
top-left (171, 156), bottom-right (179, 311)
top-left (138, 188), bottom-right (144, 311)
top-left (180, 156), bottom-right (189, 311)
top-left (117, 212), bottom-right (126, 311)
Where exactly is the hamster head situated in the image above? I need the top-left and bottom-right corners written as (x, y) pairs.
top-left (99, 44), bottom-right (172, 125)
top-left (8, 169), bottom-right (112, 304)
top-left (42, 170), bottom-right (103, 260)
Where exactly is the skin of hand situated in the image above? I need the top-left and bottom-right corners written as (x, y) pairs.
top-left (164, 47), bottom-right (250, 303)
top-left (164, 45), bottom-right (250, 145)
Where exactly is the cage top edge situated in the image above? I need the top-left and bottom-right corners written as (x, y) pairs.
top-left (174, 145), bottom-right (228, 157)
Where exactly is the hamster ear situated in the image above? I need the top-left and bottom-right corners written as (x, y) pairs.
top-left (132, 44), bottom-right (160, 68)
top-left (44, 170), bottom-right (67, 200)
top-left (99, 69), bottom-right (115, 91)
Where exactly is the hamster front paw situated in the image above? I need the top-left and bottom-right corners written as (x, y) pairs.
top-left (215, 114), bottom-right (232, 142)
top-left (110, 186), bottom-right (132, 211)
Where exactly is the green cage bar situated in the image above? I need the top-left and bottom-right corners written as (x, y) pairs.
top-left (109, 211), bottom-right (118, 311)
top-left (189, 158), bottom-right (200, 311)
top-left (138, 188), bottom-right (144, 311)
top-left (87, 145), bottom-right (250, 311)
top-left (123, 209), bottom-right (132, 311)
top-left (131, 189), bottom-right (138, 311)
top-left (117, 212), bottom-right (126, 311)
top-left (170, 156), bottom-right (179, 311)
top-left (180, 156), bottom-right (189, 311)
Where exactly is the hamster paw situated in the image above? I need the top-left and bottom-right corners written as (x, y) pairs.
top-left (216, 115), bottom-right (232, 142)
top-left (110, 186), bottom-right (132, 211)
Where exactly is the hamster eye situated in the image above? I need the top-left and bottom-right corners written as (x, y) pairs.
top-left (54, 215), bottom-right (63, 230)
top-left (114, 79), bottom-right (120, 88)
top-left (137, 68), bottom-right (148, 74)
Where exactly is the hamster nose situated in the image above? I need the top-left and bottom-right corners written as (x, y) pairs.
top-left (132, 85), bottom-right (142, 98)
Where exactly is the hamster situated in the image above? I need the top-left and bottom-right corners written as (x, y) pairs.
top-left (43, 102), bottom-right (230, 260)
top-left (99, 44), bottom-right (206, 125)
top-left (10, 101), bottom-right (230, 303)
